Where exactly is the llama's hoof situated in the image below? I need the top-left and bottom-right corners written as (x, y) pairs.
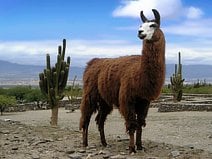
top-left (82, 142), bottom-right (88, 147)
top-left (129, 146), bottom-right (136, 154)
top-left (136, 145), bottom-right (143, 150)
top-left (102, 143), bottom-right (107, 147)
top-left (105, 144), bottom-right (112, 148)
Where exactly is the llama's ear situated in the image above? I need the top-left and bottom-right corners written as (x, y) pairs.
top-left (140, 11), bottom-right (148, 22)
top-left (152, 9), bottom-right (160, 26)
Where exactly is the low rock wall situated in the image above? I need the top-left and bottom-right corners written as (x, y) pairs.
top-left (158, 102), bottom-right (212, 112)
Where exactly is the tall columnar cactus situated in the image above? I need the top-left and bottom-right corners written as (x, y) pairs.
top-left (39, 39), bottom-right (70, 126)
top-left (170, 52), bottom-right (184, 102)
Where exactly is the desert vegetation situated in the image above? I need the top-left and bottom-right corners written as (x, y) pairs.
top-left (0, 86), bottom-right (45, 114)
top-left (163, 81), bottom-right (212, 94)
top-left (170, 52), bottom-right (184, 102)
top-left (39, 39), bottom-right (70, 126)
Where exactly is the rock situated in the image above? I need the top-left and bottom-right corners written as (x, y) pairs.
top-left (32, 138), bottom-right (53, 146)
top-left (116, 136), bottom-right (129, 142)
top-left (66, 150), bottom-right (75, 154)
top-left (57, 138), bottom-right (63, 141)
top-left (78, 149), bottom-right (86, 153)
top-left (85, 153), bottom-right (97, 159)
top-left (103, 154), bottom-right (111, 159)
top-left (87, 145), bottom-right (97, 149)
top-left (1, 130), bottom-right (10, 134)
top-left (185, 144), bottom-right (194, 149)
top-left (110, 154), bottom-right (126, 159)
top-left (32, 153), bottom-right (40, 159)
top-left (170, 150), bottom-right (180, 157)
top-left (99, 150), bottom-right (109, 155)
top-left (44, 138), bottom-right (54, 142)
top-left (208, 134), bottom-right (212, 138)
top-left (120, 152), bottom-right (127, 155)
top-left (68, 153), bottom-right (83, 159)
top-left (4, 119), bottom-right (11, 122)
top-left (12, 147), bottom-right (19, 150)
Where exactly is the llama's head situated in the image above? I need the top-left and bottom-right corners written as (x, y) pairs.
top-left (138, 9), bottom-right (160, 40)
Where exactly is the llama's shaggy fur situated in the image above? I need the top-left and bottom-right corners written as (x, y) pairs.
top-left (80, 9), bottom-right (165, 153)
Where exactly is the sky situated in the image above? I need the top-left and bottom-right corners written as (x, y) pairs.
top-left (0, 0), bottom-right (212, 67)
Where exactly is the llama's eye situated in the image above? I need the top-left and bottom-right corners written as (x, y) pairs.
top-left (150, 24), bottom-right (158, 28)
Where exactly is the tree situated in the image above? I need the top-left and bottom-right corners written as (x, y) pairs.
top-left (0, 95), bottom-right (17, 115)
top-left (39, 39), bottom-right (70, 126)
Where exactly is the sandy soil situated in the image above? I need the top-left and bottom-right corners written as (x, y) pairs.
top-left (0, 108), bottom-right (212, 159)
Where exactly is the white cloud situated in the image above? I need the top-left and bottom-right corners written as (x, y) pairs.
top-left (0, 40), bottom-right (66, 66)
top-left (164, 19), bottom-right (212, 37)
top-left (186, 7), bottom-right (204, 19)
top-left (113, 0), bottom-right (204, 21)
top-left (0, 39), bottom-right (212, 66)
top-left (113, 0), bottom-right (183, 19)
top-left (0, 40), bottom-right (140, 66)
top-left (166, 42), bottom-right (212, 65)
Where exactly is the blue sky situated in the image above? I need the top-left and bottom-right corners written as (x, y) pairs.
top-left (0, 0), bottom-right (212, 66)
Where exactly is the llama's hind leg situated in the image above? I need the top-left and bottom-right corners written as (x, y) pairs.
top-left (80, 95), bottom-right (95, 147)
top-left (95, 100), bottom-right (113, 147)
top-left (81, 113), bottom-right (92, 147)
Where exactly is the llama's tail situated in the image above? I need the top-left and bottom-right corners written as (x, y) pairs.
top-left (79, 93), bottom-right (98, 130)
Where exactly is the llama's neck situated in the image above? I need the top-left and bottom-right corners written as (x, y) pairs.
top-left (137, 33), bottom-right (165, 100)
top-left (142, 42), bottom-right (165, 66)
top-left (141, 31), bottom-right (165, 71)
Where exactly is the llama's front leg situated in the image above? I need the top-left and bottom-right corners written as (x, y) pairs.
top-left (136, 128), bottom-right (141, 150)
top-left (129, 130), bottom-right (136, 153)
top-left (136, 114), bottom-right (146, 150)
top-left (136, 101), bottom-right (150, 150)
top-left (136, 125), bottom-right (143, 150)
top-left (126, 112), bottom-right (137, 153)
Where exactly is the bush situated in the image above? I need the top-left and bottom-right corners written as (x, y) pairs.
top-left (162, 84), bottom-right (212, 95)
top-left (6, 86), bottom-right (31, 102)
top-left (0, 95), bottom-right (17, 115)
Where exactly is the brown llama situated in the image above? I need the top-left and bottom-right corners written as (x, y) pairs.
top-left (79, 9), bottom-right (165, 153)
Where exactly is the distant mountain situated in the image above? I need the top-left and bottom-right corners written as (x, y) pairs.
top-left (0, 60), bottom-right (84, 82)
top-left (1, 60), bottom-right (212, 84)
top-left (166, 64), bottom-right (212, 82)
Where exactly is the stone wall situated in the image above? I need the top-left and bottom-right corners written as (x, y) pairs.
top-left (158, 102), bottom-right (212, 112)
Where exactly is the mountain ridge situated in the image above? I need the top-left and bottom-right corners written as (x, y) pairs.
top-left (1, 60), bottom-right (212, 84)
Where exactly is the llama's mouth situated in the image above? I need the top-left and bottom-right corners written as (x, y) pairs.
top-left (138, 34), bottom-right (146, 39)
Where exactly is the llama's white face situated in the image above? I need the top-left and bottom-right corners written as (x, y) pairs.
top-left (138, 22), bottom-right (158, 40)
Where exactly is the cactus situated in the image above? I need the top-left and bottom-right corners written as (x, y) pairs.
top-left (170, 52), bottom-right (184, 102)
top-left (39, 39), bottom-right (70, 126)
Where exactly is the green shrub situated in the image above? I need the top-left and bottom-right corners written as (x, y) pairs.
top-left (0, 95), bottom-right (17, 115)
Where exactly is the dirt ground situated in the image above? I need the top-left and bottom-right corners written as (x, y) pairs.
top-left (0, 108), bottom-right (212, 159)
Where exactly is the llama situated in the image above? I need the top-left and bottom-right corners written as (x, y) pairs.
top-left (79, 9), bottom-right (165, 153)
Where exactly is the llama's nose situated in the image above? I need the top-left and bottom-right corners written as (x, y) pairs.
top-left (138, 30), bottom-right (143, 35)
